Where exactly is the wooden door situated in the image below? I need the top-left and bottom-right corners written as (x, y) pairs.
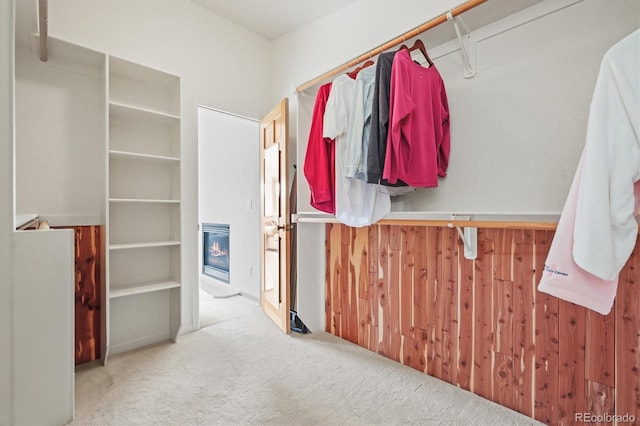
top-left (260, 98), bottom-right (290, 333)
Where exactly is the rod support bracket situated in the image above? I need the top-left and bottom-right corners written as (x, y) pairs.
top-left (456, 226), bottom-right (478, 260)
top-left (447, 215), bottom-right (477, 260)
top-left (447, 11), bottom-right (477, 78)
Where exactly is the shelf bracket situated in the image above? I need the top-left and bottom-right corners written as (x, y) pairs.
top-left (447, 215), bottom-right (477, 260)
top-left (446, 11), bottom-right (477, 78)
top-left (38, 0), bottom-right (48, 62)
top-left (457, 226), bottom-right (478, 260)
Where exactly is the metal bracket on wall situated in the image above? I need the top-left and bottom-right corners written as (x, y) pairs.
top-left (448, 215), bottom-right (477, 260)
top-left (457, 226), bottom-right (478, 260)
top-left (446, 11), bottom-right (477, 78)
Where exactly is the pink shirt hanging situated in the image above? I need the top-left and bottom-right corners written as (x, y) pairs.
top-left (383, 49), bottom-right (450, 187)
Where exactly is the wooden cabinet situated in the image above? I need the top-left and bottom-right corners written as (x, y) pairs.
top-left (105, 56), bottom-right (182, 359)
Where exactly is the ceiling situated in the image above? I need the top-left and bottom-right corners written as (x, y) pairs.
top-left (190, 0), bottom-right (546, 45)
top-left (190, 0), bottom-right (357, 40)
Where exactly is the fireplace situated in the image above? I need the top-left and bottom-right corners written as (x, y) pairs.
top-left (202, 223), bottom-right (230, 283)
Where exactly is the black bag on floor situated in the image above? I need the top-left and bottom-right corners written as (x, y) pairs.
top-left (290, 309), bottom-right (310, 334)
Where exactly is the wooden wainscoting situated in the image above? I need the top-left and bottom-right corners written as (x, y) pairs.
top-left (325, 224), bottom-right (640, 425)
top-left (57, 225), bottom-right (102, 365)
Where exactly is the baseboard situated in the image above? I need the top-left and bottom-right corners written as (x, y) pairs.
top-left (109, 331), bottom-right (171, 356)
top-left (178, 322), bottom-right (195, 335)
top-left (200, 275), bottom-right (240, 298)
top-left (239, 291), bottom-right (259, 303)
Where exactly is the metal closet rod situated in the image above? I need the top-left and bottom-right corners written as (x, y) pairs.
top-left (295, 0), bottom-right (487, 93)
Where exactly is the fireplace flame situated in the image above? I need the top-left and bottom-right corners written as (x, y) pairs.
top-left (209, 241), bottom-right (228, 257)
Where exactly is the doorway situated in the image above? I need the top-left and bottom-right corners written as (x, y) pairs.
top-left (197, 106), bottom-right (261, 328)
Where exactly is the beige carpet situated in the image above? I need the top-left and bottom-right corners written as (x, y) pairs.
top-left (71, 292), bottom-right (542, 426)
top-left (199, 286), bottom-right (253, 328)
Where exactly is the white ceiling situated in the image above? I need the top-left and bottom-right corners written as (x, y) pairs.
top-left (189, 0), bottom-right (547, 45)
top-left (190, 0), bottom-right (358, 40)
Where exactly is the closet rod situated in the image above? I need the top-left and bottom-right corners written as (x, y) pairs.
top-left (295, 0), bottom-right (487, 93)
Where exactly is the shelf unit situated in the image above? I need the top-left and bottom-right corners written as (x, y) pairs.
top-left (106, 56), bottom-right (181, 359)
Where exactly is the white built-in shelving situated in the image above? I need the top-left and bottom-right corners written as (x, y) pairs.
top-left (17, 28), bottom-right (182, 420)
top-left (106, 55), bottom-right (181, 358)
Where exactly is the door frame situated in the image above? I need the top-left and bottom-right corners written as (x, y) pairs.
top-left (195, 103), bottom-right (261, 331)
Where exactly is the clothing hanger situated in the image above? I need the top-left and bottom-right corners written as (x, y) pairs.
top-left (410, 39), bottom-right (433, 67)
top-left (398, 39), bottom-right (433, 67)
top-left (347, 59), bottom-right (375, 78)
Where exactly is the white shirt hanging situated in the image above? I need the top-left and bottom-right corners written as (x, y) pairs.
top-left (323, 73), bottom-right (391, 227)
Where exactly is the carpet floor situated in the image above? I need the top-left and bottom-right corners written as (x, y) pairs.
top-left (71, 291), bottom-right (542, 426)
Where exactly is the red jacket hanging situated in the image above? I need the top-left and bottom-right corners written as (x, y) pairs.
top-left (303, 83), bottom-right (336, 214)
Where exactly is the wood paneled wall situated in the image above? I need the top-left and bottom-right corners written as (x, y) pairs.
top-left (325, 224), bottom-right (640, 425)
top-left (58, 225), bottom-right (101, 365)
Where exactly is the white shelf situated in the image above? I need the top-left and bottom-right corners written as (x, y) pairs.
top-left (15, 213), bottom-right (39, 229)
top-left (109, 158), bottom-right (180, 200)
top-left (293, 211), bottom-right (562, 224)
top-left (109, 101), bottom-right (180, 124)
top-left (109, 198), bottom-right (180, 204)
top-left (109, 280), bottom-right (181, 299)
top-left (106, 54), bottom-right (182, 359)
top-left (109, 56), bottom-right (180, 117)
top-left (109, 150), bottom-right (180, 163)
top-left (109, 240), bottom-right (181, 250)
top-left (109, 104), bottom-right (180, 158)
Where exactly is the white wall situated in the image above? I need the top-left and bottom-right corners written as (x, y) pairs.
top-left (0, 1), bottom-right (14, 423)
top-left (46, 0), bottom-right (272, 331)
top-left (198, 107), bottom-right (260, 299)
top-left (15, 46), bottom-right (104, 225)
top-left (296, 0), bottom-right (639, 218)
